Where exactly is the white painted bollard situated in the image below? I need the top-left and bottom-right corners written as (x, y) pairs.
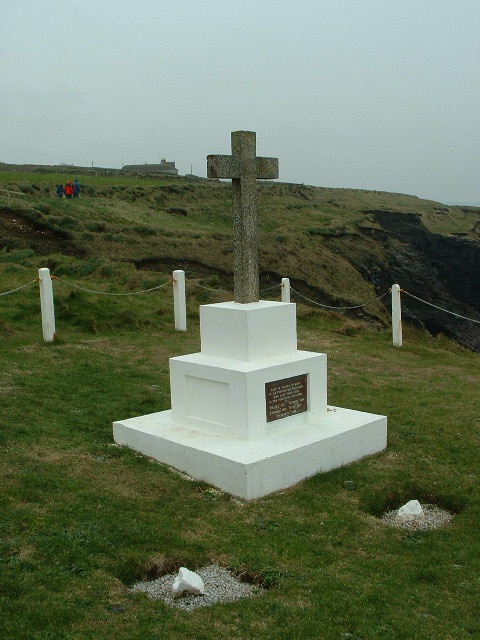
top-left (391, 283), bottom-right (402, 347)
top-left (38, 268), bottom-right (56, 342)
top-left (173, 270), bottom-right (187, 331)
top-left (281, 277), bottom-right (290, 303)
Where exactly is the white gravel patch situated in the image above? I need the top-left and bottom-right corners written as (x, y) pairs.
top-left (131, 564), bottom-right (262, 611)
top-left (382, 503), bottom-right (453, 530)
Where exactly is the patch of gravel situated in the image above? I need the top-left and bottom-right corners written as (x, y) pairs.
top-left (131, 564), bottom-right (262, 611)
top-left (382, 503), bottom-right (453, 530)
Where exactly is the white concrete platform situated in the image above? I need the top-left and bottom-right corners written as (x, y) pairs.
top-left (113, 406), bottom-right (387, 500)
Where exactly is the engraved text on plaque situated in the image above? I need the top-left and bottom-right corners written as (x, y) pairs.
top-left (265, 374), bottom-right (308, 423)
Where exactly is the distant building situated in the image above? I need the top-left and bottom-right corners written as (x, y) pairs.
top-left (121, 158), bottom-right (179, 175)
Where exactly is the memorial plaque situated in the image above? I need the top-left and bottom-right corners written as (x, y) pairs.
top-left (265, 374), bottom-right (308, 423)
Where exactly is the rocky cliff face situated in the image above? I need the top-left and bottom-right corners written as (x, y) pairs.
top-left (348, 211), bottom-right (480, 351)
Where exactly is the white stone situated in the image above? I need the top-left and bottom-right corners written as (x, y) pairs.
top-left (172, 567), bottom-right (205, 596)
top-left (113, 300), bottom-right (387, 500)
top-left (397, 499), bottom-right (424, 521)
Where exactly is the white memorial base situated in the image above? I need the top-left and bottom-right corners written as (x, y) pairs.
top-left (114, 406), bottom-right (386, 500)
top-left (113, 300), bottom-right (387, 500)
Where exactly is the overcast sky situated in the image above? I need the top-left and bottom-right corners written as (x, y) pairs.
top-left (1, 0), bottom-right (479, 203)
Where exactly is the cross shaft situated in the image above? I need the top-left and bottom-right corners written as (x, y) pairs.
top-left (207, 131), bottom-right (278, 303)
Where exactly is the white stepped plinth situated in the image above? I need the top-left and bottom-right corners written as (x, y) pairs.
top-left (113, 301), bottom-right (387, 499)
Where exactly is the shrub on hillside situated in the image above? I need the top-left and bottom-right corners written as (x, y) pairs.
top-left (18, 185), bottom-right (35, 194)
top-left (98, 261), bottom-right (135, 280)
top-left (43, 217), bottom-right (73, 238)
top-left (36, 202), bottom-right (52, 214)
top-left (133, 226), bottom-right (157, 236)
top-left (0, 238), bottom-right (23, 251)
top-left (327, 198), bottom-right (340, 207)
top-left (86, 222), bottom-right (107, 232)
top-left (192, 289), bottom-right (214, 304)
top-left (57, 215), bottom-right (79, 229)
top-left (21, 208), bottom-right (43, 223)
top-left (334, 319), bottom-right (369, 336)
top-left (80, 184), bottom-right (96, 196)
top-left (55, 289), bottom-right (160, 333)
top-left (307, 227), bottom-right (348, 237)
top-left (55, 256), bottom-right (103, 278)
top-left (163, 185), bottom-right (191, 195)
top-left (113, 233), bottom-right (130, 243)
top-left (152, 194), bottom-right (166, 206)
top-left (201, 274), bottom-right (222, 287)
top-left (4, 264), bottom-right (23, 273)
top-left (0, 249), bottom-right (35, 264)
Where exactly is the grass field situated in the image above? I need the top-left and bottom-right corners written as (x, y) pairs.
top-left (1, 255), bottom-right (479, 639)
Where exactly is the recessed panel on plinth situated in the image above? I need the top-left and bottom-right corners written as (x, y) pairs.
top-left (265, 374), bottom-right (308, 423)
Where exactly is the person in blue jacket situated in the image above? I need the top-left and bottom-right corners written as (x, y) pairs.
top-left (72, 178), bottom-right (81, 198)
top-left (55, 184), bottom-right (64, 198)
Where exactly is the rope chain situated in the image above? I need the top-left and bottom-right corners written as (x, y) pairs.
top-left (186, 279), bottom-right (281, 295)
top-left (290, 286), bottom-right (389, 310)
top-left (401, 290), bottom-right (480, 324)
top-left (260, 283), bottom-right (281, 293)
top-left (0, 278), bottom-right (37, 297)
top-left (186, 279), bottom-right (231, 294)
top-left (52, 276), bottom-right (171, 296)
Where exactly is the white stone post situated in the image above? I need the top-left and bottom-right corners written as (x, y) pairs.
top-left (38, 268), bottom-right (55, 342)
top-left (391, 283), bottom-right (402, 347)
top-left (173, 270), bottom-right (187, 331)
top-left (281, 277), bottom-right (290, 303)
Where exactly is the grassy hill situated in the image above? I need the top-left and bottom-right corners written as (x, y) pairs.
top-left (1, 169), bottom-right (480, 639)
top-left (1, 169), bottom-right (479, 347)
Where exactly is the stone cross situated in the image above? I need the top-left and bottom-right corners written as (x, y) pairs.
top-left (207, 131), bottom-right (278, 303)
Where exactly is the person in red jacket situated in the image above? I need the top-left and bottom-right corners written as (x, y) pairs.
top-left (64, 181), bottom-right (74, 199)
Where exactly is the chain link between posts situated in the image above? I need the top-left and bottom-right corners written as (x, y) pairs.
top-left (260, 283), bottom-right (281, 293)
top-left (0, 278), bottom-right (37, 297)
top-left (290, 286), bottom-right (389, 310)
top-left (186, 279), bottom-right (231, 294)
top-left (401, 289), bottom-right (480, 324)
top-left (51, 275), bottom-right (171, 296)
top-left (186, 280), bottom-right (281, 295)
